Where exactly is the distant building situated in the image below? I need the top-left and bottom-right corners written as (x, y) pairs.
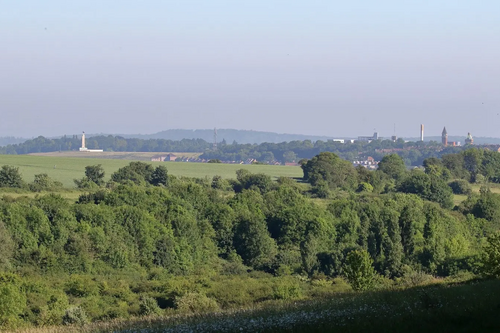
top-left (465, 132), bottom-right (474, 145)
top-left (151, 155), bottom-right (166, 162)
top-left (357, 132), bottom-right (379, 142)
top-left (165, 154), bottom-right (177, 161)
top-left (352, 156), bottom-right (379, 170)
top-left (442, 127), bottom-right (448, 146)
top-left (151, 153), bottom-right (178, 162)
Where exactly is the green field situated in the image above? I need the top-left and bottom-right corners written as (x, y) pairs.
top-left (0, 155), bottom-right (302, 188)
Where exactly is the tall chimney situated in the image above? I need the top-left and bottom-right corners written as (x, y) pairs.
top-left (420, 124), bottom-right (424, 142)
top-left (82, 132), bottom-right (86, 149)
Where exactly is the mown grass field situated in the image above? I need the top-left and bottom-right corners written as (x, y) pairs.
top-left (0, 155), bottom-right (302, 188)
top-left (29, 151), bottom-right (201, 160)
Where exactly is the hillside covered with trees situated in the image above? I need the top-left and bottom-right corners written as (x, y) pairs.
top-left (0, 148), bottom-right (499, 329)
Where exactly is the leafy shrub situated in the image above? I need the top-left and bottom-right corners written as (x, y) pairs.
top-left (343, 250), bottom-right (378, 292)
top-left (139, 296), bottom-right (162, 316)
top-left (449, 180), bottom-right (472, 195)
top-left (62, 306), bottom-right (88, 326)
top-left (0, 275), bottom-right (26, 328)
top-left (482, 232), bottom-right (500, 278)
top-left (311, 180), bottom-right (331, 198)
top-left (0, 165), bottom-right (25, 188)
top-left (357, 182), bottom-right (374, 193)
top-left (175, 292), bottom-right (219, 313)
top-left (29, 173), bottom-right (63, 192)
top-left (273, 281), bottom-right (302, 300)
top-left (398, 269), bottom-right (434, 288)
top-left (64, 275), bottom-right (100, 297)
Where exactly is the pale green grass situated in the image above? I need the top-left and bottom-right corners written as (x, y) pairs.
top-left (0, 155), bottom-right (302, 188)
top-left (29, 151), bottom-right (201, 160)
top-left (453, 194), bottom-right (467, 206)
top-left (0, 189), bottom-right (82, 201)
top-left (470, 183), bottom-right (500, 194)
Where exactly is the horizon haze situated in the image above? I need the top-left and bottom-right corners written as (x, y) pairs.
top-left (2, 1), bottom-right (499, 138)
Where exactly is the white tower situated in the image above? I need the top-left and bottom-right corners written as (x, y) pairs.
top-left (79, 132), bottom-right (88, 151)
top-left (420, 124), bottom-right (424, 142)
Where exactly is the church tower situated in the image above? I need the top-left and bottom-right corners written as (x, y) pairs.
top-left (465, 132), bottom-right (474, 145)
top-left (442, 127), bottom-right (448, 146)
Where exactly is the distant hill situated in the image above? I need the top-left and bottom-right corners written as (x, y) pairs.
top-left (119, 129), bottom-right (338, 144)
top-left (0, 137), bottom-right (28, 147)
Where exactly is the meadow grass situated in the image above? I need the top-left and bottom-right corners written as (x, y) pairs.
top-left (0, 155), bottom-right (302, 188)
top-left (454, 183), bottom-right (500, 206)
top-left (10, 278), bottom-right (500, 333)
top-left (29, 151), bottom-right (201, 160)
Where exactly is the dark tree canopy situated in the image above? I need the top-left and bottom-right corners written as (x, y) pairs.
top-left (0, 165), bottom-right (24, 188)
top-left (377, 154), bottom-right (407, 181)
top-left (85, 165), bottom-right (105, 186)
top-left (301, 152), bottom-right (358, 190)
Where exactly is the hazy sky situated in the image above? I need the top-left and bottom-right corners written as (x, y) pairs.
top-left (1, 1), bottom-right (499, 138)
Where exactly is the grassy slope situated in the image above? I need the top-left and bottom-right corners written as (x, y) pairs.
top-left (13, 279), bottom-right (500, 333)
top-left (0, 155), bottom-right (302, 188)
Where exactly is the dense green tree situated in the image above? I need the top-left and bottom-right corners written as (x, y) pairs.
top-left (462, 148), bottom-right (483, 183)
top-left (84, 165), bottom-right (105, 186)
top-left (111, 162), bottom-right (155, 185)
top-left (302, 152), bottom-right (358, 190)
top-left (397, 170), bottom-right (453, 209)
top-left (481, 150), bottom-right (500, 183)
top-left (441, 153), bottom-right (468, 179)
top-left (0, 223), bottom-right (14, 271)
top-left (423, 157), bottom-right (451, 181)
top-left (29, 173), bottom-right (63, 192)
top-left (377, 154), bottom-right (407, 182)
top-left (0, 274), bottom-right (26, 328)
top-left (0, 166), bottom-right (24, 188)
top-left (234, 170), bottom-right (274, 194)
top-left (343, 250), bottom-right (377, 291)
top-left (283, 151), bottom-right (297, 163)
top-left (151, 165), bottom-right (169, 186)
top-left (234, 212), bottom-right (277, 270)
top-left (448, 179), bottom-right (472, 195)
top-left (482, 232), bottom-right (500, 277)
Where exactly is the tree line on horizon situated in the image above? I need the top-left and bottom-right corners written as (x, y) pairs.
top-left (0, 134), bottom-right (480, 166)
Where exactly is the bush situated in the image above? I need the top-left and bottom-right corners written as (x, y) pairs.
top-left (343, 250), bottom-right (378, 292)
top-left (397, 269), bottom-right (434, 288)
top-left (357, 182), bottom-right (374, 193)
top-left (139, 296), bottom-right (162, 316)
top-left (482, 232), bottom-right (500, 278)
top-left (449, 180), bottom-right (472, 195)
top-left (64, 275), bottom-right (100, 297)
top-left (175, 292), bottom-right (219, 313)
top-left (29, 173), bottom-right (63, 192)
top-left (0, 276), bottom-right (26, 328)
top-left (0, 165), bottom-right (24, 188)
top-left (62, 306), bottom-right (88, 326)
top-left (272, 281), bottom-right (302, 300)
